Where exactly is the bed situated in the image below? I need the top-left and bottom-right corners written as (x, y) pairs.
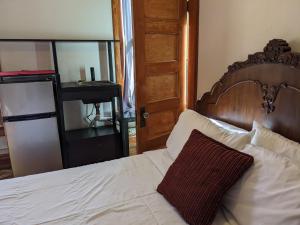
top-left (0, 149), bottom-right (233, 225)
top-left (1, 39), bottom-right (300, 225)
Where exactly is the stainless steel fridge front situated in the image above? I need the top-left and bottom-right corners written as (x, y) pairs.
top-left (0, 79), bottom-right (63, 177)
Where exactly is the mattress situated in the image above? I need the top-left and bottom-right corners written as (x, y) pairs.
top-left (0, 149), bottom-right (234, 225)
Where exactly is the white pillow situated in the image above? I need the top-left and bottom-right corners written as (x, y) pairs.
top-left (223, 144), bottom-right (300, 225)
top-left (209, 118), bottom-right (248, 133)
top-left (251, 121), bottom-right (300, 167)
top-left (166, 110), bottom-right (253, 160)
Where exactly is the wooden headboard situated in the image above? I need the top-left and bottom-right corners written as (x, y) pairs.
top-left (196, 39), bottom-right (300, 143)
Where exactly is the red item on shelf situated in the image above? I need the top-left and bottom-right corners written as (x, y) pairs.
top-left (0, 70), bottom-right (55, 77)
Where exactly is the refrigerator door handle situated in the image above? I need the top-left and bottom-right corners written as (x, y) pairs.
top-left (3, 112), bottom-right (57, 123)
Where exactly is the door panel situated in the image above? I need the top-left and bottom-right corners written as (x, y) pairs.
top-left (144, 0), bottom-right (179, 20)
top-left (145, 61), bottom-right (179, 74)
top-left (146, 73), bottom-right (178, 102)
top-left (145, 35), bottom-right (178, 62)
top-left (145, 21), bottom-right (179, 34)
top-left (133, 0), bottom-right (187, 153)
top-left (147, 110), bottom-right (177, 139)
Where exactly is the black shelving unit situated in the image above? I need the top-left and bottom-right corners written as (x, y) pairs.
top-left (65, 126), bottom-right (117, 141)
top-left (60, 81), bottom-right (129, 168)
top-left (0, 39), bottom-right (128, 169)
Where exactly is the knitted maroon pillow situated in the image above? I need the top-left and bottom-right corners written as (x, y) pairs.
top-left (157, 129), bottom-right (254, 225)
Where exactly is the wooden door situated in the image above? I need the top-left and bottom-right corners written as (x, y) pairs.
top-left (133, 0), bottom-right (187, 153)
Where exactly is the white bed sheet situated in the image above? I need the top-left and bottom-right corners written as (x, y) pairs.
top-left (0, 149), bottom-right (233, 225)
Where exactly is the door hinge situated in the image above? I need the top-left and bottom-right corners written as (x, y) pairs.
top-left (186, 0), bottom-right (189, 12)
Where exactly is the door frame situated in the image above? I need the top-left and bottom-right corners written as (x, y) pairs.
top-left (187, 0), bottom-right (200, 109)
top-left (111, 0), bottom-right (124, 89)
top-left (111, 0), bottom-right (199, 109)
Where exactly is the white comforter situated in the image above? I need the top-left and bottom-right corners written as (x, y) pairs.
top-left (0, 149), bottom-right (233, 225)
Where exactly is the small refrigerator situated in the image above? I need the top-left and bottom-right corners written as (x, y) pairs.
top-left (0, 71), bottom-right (63, 177)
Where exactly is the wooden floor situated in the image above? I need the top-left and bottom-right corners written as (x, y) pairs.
top-left (0, 126), bottom-right (4, 136)
top-left (129, 135), bottom-right (137, 156)
top-left (0, 169), bottom-right (13, 180)
top-left (128, 121), bottom-right (137, 156)
top-left (0, 153), bottom-right (13, 180)
top-left (0, 118), bottom-right (13, 180)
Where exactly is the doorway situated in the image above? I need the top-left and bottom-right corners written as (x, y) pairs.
top-left (112, 0), bottom-right (136, 155)
top-left (112, 0), bottom-right (199, 154)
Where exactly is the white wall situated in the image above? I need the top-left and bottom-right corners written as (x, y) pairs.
top-left (56, 42), bottom-right (111, 130)
top-left (0, 0), bottom-right (113, 76)
top-left (0, 42), bottom-right (54, 71)
top-left (0, 0), bottom-right (113, 39)
top-left (197, 0), bottom-right (300, 98)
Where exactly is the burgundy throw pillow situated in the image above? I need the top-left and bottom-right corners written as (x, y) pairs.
top-left (157, 129), bottom-right (254, 225)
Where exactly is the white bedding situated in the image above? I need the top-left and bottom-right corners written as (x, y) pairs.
top-left (0, 149), bottom-right (233, 225)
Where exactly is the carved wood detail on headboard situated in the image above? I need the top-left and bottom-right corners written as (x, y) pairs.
top-left (258, 81), bottom-right (300, 114)
top-left (196, 39), bottom-right (300, 143)
top-left (227, 39), bottom-right (300, 73)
